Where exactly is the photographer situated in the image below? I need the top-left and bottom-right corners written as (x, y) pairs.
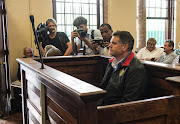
top-left (99, 23), bottom-right (113, 56)
top-left (71, 16), bottom-right (103, 55)
top-left (39, 18), bottom-right (72, 56)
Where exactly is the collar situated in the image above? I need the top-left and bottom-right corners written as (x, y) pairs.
top-left (109, 52), bottom-right (134, 67)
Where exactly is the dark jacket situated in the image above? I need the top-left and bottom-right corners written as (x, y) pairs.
top-left (98, 53), bottom-right (147, 106)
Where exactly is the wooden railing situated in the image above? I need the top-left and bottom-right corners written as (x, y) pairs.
top-left (17, 56), bottom-right (180, 124)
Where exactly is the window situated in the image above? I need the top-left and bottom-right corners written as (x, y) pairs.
top-left (52, 0), bottom-right (103, 40)
top-left (146, 0), bottom-right (175, 46)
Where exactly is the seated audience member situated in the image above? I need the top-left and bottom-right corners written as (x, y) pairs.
top-left (98, 31), bottom-right (147, 106)
top-left (136, 38), bottom-right (164, 61)
top-left (71, 16), bottom-right (103, 55)
top-left (17, 47), bottom-right (35, 80)
top-left (174, 42), bottom-right (180, 55)
top-left (39, 18), bottom-right (72, 56)
top-left (44, 45), bottom-right (61, 57)
top-left (99, 23), bottom-right (113, 56)
top-left (14, 47), bottom-right (35, 113)
top-left (156, 40), bottom-right (177, 64)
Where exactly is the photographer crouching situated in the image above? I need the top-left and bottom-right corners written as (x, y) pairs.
top-left (39, 18), bottom-right (72, 56)
top-left (71, 16), bottom-right (103, 55)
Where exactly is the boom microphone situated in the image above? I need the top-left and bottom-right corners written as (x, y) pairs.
top-left (29, 15), bottom-right (34, 26)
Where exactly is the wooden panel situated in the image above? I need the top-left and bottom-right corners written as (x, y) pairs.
top-left (54, 65), bottom-right (96, 74)
top-left (47, 97), bottom-right (77, 124)
top-left (98, 96), bottom-right (174, 124)
top-left (123, 115), bottom-right (166, 124)
top-left (27, 100), bottom-right (41, 124)
top-left (47, 106), bottom-right (66, 124)
top-left (29, 110), bottom-right (40, 124)
top-left (46, 86), bottom-right (78, 118)
top-left (27, 85), bottom-right (41, 111)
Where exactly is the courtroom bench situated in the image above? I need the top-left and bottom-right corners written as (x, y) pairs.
top-left (17, 55), bottom-right (180, 124)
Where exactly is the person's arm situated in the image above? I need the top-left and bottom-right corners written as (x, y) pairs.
top-left (39, 43), bottom-right (45, 56)
top-left (71, 30), bottom-right (79, 53)
top-left (172, 55), bottom-right (179, 64)
top-left (154, 48), bottom-right (165, 61)
top-left (81, 37), bottom-right (97, 51)
top-left (161, 54), bottom-right (177, 64)
top-left (63, 42), bottom-right (72, 56)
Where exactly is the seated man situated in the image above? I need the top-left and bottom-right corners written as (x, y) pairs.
top-left (17, 47), bottom-right (35, 80)
top-left (156, 40), bottom-right (177, 64)
top-left (99, 23), bottom-right (113, 56)
top-left (98, 31), bottom-right (147, 106)
top-left (136, 38), bottom-right (164, 61)
top-left (13, 47), bottom-right (35, 113)
top-left (71, 16), bottom-right (103, 55)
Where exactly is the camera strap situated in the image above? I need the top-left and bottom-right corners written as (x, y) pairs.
top-left (91, 29), bottom-right (95, 40)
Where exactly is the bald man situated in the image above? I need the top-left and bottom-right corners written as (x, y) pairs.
top-left (23, 47), bottom-right (34, 58)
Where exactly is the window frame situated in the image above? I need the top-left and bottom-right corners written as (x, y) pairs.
top-left (52, 0), bottom-right (102, 30)
top-left (145, 0), bottom-right (175, 46)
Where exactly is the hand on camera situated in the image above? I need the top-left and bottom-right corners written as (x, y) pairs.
top-left (71, 30), bottom-right (79, 39)
top-left (92, 41), bottom-right (100, 53)
top-left (102, 41), bottom-right (110, 48)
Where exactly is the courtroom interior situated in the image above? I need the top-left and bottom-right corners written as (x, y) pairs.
top-left (1, 0), bottom-right (180, 124)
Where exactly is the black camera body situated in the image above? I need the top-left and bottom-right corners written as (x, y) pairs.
top-left (93, 39), bottom-right (104, 47)
top-left (76, 29), bottom-right (86, 38)
top-left (36, 23), bottom-right (49, 42)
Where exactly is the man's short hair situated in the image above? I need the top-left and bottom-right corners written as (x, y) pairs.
top-left (73, 16), bottom-right (87, 27)
top-left (23, 47), bottom-right (33, 55)
top-left (113, 31), bottom-right (134, 51)
top-left (46, 18), bottom-right (57, 27)
top-left (147, 38), bottom-right (157, 45)
top-left (100, 23), bottom-right (112, 30)
top-left (165, 39), bottom-right (174, 49)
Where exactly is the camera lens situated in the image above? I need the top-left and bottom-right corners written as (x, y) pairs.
top-left (77, 29), bottom-right (86, 38)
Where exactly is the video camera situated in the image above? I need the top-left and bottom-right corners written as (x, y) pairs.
top-left (36, 23), bottom-right (49, 42)
top-left (75, 29), bottom-right (86, 38)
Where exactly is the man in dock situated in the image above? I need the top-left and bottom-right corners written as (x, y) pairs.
top-left (98, 31), bottom-right (147, 106)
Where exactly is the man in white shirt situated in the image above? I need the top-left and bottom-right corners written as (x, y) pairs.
top-left (156, 40), bottom-right (177, 64)
top-left (136, 38), bottom-right (164, 61)
top-left (71, 16), bottom-right (103, 55)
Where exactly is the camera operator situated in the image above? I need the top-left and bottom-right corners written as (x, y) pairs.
top-left (39, 18), bottom-right (72, 56)
top-left (71, 16), bottom-right (103, 55)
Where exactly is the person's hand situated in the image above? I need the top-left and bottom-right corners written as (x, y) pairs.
top-left (41, 50), bottom-right (45, 57)
top-left (71, 30), bottom-right (79, 39)
top-left (92, 41), bottom-right (100, 54)
top-left (102, 41), bottom-right (110, 48)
